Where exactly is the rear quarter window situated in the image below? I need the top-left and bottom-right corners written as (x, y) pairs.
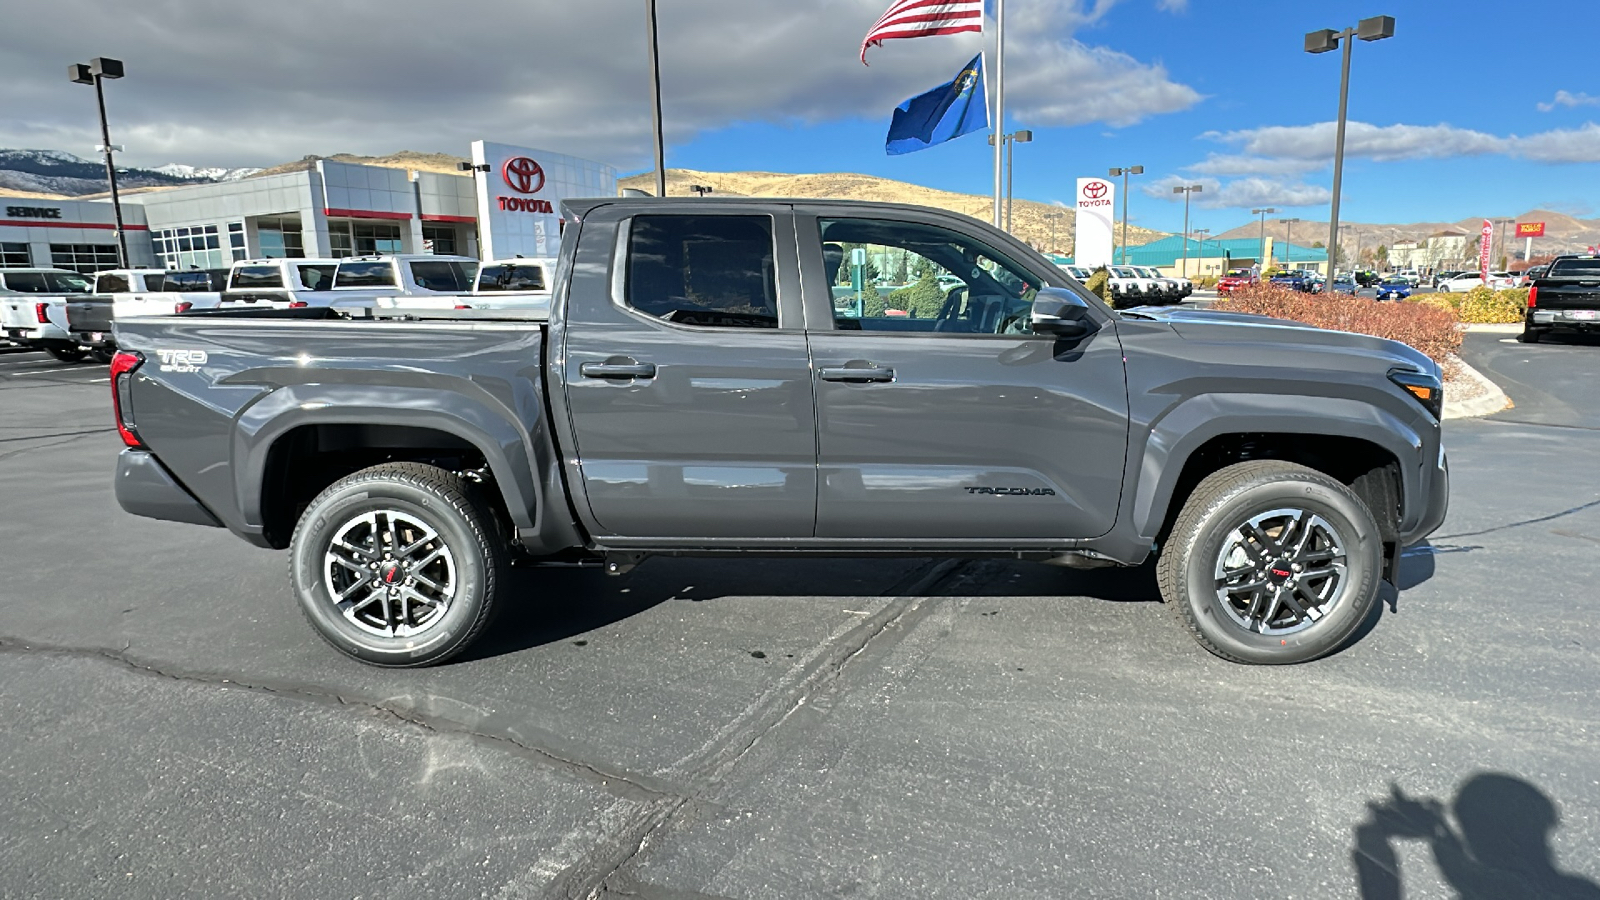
top-left (2, 272), bottom-right (48, 293)
top-left (408, 260), bottom-right (474, 293)
top-left (477, 264), bottom-right (546, 292)
top-left (1547, 258), bottom-right (1600, 277)
top-left (95, 273), bottom-right (130, 293)
top-left (231, 266), bottom-right (284, 289)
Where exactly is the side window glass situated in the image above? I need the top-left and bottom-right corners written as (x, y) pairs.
top-left (817, 218), bottom-right (1040, 335)
top-left (233, 266), bottom-right (283, 289)
top-left (96, 273), bottom-right (130, 293)
top-left (626, 215), bottom-right (778, 328)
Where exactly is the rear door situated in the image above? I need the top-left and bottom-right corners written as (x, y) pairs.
top-left (798, 208), bottom-right (1129, 540)
top-left (558, 203), bottom-right (816, 539)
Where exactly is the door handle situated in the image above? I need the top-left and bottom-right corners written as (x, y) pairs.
top-left (819, 365), bottom-right (895, 383)
top-left (580, 361), bottom-right (657, 379)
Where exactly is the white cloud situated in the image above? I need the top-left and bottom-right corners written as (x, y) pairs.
top-left (1186, 154), bottom-right (1324, 177)
top-left (0, 0), bottom-right (1200, 170)
top-left (1156, 0), bottom-right (1188, 10)
top-left (1143, 174), bottom-right (1331, 210)
top-left (1538, 90), bottom-right (1600, 112)
top-left (1203, 120), bottom-right (1600, 165)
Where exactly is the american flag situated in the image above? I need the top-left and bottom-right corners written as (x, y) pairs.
top-left (860, 0), bottom-right (985, 65)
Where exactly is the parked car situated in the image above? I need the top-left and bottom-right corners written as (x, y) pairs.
top-left (463, 258), bottom-right (556, 311)
top-left (1518, 266), bottom-right (1548, 287)
top-left (108, 196), bottom-right (1448, 668)
top-left (0, 268), bottom-right (95, 361)
top-left (1521, 255), bottom-right (1600, 343)
top-left (1327, 277), bottom-right (1359, 295)
top-left (215, 259), bottom-right (339, 311)
top-left (1104, 267), bottom-right (1145, 305)
top-left (1270, 270), bottom-right (1315, 293)
top-left (1375, 280), bottom-right (1413, 302)
top-left (64, 269), bottom-right (179, 355)
top-left (1431, 271), bottom-right (1464, 289)
top-left (1215, 269), bottom-right (1255, 295)
top-left (1435, 273), bottom-right (1487, 292)
top-left (1133, 266), bottom-right (1183, 304)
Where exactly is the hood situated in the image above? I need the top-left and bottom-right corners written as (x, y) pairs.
top-left (1118, 305), bottom-right (1437, 374)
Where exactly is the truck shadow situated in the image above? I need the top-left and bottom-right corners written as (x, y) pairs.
top-left (463, 545), bottom-right (1441, 663)
top-left (1352, 772), bottom-right (1600, 899)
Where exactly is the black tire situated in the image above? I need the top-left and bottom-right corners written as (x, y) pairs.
top-left (88, 347), bottom-right (115, 364)
top-left (289, 462), bottom-right (504, 667)
top-left (1517, 327), bottom-right (1544, 344)
top-left (1157, 460), bottom-right (1382, 665)
top-left (46, 346), bottom-right (87, 363)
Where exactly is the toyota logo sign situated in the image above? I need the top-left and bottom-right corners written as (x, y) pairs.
top-left (502, 157), bottom-right (545, 194)
top-left (1082, 181), bottom-right (1108, 200)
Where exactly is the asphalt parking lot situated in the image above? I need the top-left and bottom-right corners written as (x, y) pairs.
top-left (2, 338), bottom-right (1598, 899)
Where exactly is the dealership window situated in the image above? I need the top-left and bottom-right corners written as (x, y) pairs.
top-left (49, 243), bottom-right (120, 275)
top-left (422, 223), bottom-right (457, 256)
top-left (228, 222), bottom-right (245, 261)
top-left (257, 217), bottom-right (305, 259)
top-left (153, 224), bottom-right (227, 270)
top-left (327, 220), bottom-right (404, 258)
top-left (1, 242), bottom-right (31, 268)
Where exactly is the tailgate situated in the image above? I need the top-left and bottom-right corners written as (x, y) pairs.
top-left (1535, 281), bottom-right (1600, 311)
top-left (66, 297), bottom-right (114, 333)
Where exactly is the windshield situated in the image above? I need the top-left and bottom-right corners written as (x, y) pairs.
top-left (477, 263), bottom-right (546, 292)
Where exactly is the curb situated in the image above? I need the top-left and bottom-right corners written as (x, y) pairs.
top-left (1442, 354), bottom-right (1511, 420)
top-left (1461, 323), bottom-right (1521, 334)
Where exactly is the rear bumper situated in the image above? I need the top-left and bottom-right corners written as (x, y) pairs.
top-left (115, 449), bottom-right (224, 528)
top-left (1530, 309), bottom-right (1600, 329)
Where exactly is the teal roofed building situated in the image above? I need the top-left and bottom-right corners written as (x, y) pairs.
top-left (1055, 235), bottom-right (1328, 278)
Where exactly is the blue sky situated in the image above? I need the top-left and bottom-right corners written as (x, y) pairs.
top-left (2, 0), bottom-right (1594, 237)
top-left (669, 0), bottom-right (1600, 233)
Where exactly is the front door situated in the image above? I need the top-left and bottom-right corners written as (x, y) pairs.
top-left (560, 205), bottom-right (817, 539)
top-left (800, 211), bottom-right (1130, 540)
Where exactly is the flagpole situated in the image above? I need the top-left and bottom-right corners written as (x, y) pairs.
top-left (992, 0), bottom-right (1004, 228)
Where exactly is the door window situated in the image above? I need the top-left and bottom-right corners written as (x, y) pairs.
top-left (625, 215), bottom-right (778, 329)
top-left (817, 218), bottom-right (1040, 334)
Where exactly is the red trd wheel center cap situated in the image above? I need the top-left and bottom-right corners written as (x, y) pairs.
top-left (1268, 561), bottom-right (1293, 583)
top-left (380, 562), bottom-right (403, 584)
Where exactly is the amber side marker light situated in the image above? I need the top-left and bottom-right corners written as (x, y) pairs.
top-left (1389, 368), bottom-right (1443, 419)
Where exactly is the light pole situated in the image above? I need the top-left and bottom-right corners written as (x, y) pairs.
top-left (645, 0), bottom-right (666, 197)
top-left (1044, 211), bottom-right (1063, 253)
top-left (1252, 207), bottom-right (1277, 272)
top-left (1283, 217), bottom-right (1301, 269)
top-left (1492, 217), bottom-right (1513, 270)
top-left (1108, 165), bottom-right (1144, 264)
top-left (1173, 184), bottom-right (1203, 278)
top-left (69, 57), bottom-right (129, 268)
top-left (1306, 15), bottom-right (1395, 280)
top-left (989, 130), bottom-right (1032, 233)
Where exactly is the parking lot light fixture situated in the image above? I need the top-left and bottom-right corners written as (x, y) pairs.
top-left (69, 56), bottom-right (129, 268)
top-left (1306, 15), bottom-right (1396, 278)
top-left (690, 184), bottom-right (713, 197)
top-left (1283, 217), bottom-right (1301, 267)
top-left (1252, 208), bottom-right (1277, 271)
top-left (1108, 165), bottom-right (1144, 264)
top-left (1174, 185), bottom-right (1202, 277)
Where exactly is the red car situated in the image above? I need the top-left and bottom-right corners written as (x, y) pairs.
top-left (1215, 269), bottom-right (1255, 295)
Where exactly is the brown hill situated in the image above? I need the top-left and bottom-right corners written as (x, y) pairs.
top-left (0, 187), bottom-right (70, 200)
top-left (618, 168), bottom-right (1164, 255)
top-left (250, 150), bottom-right (470, 179)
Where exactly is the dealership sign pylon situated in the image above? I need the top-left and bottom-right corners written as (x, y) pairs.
top-left (1074, 177), bottom-right (1115, 269)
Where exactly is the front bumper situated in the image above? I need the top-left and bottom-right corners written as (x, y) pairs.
top-left (1400, 442), bottom-right (1450, 547)
top-left (115, 449), bottom-right (223, 528)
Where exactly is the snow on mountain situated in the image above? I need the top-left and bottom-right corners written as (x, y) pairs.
top-left (151, 163), bottom-right (262, 182)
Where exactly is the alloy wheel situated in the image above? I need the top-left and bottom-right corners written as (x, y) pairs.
top-left (1213, 507), bottom-right (1349, 636)
top-left (323, 509), bottom-right (457, 638)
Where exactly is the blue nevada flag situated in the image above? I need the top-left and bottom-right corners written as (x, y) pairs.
top-left (885, 53), bottom-right (988, 156)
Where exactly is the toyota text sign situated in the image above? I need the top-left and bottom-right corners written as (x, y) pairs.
top-left (470, 140), bottom-right (617, 260)
top-left (1074, 177), bottom-right (1116, 269)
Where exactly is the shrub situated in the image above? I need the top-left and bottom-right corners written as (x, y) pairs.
top-left (1218, 283), bottom-right (1461, 364)
top-left (886, 271), bottom-right (948, 318)
top-left (1083, 267), bottom-right (1113, 305)
top-left (1409, 286), bottom-right (1525, 324)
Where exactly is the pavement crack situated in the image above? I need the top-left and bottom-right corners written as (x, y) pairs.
top-left (0, 634), bottom-right (682, 805)
top-left (551, 558), bottom-right (970, 900)
top-left (1434, 497), bottom-right (1600, 540)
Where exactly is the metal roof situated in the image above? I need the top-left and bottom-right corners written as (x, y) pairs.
top-left (1055, 237), bottom-right (1329, 268)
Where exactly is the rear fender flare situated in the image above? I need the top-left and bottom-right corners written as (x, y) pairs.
top-left (233, 384), bottom-right (541, 533)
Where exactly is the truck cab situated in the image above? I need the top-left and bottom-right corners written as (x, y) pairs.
top-left (468, 257), bottom-right (555, 310)
top-left (0, 268), bottom-right (94, 360)
top-left (216, 258), bottom-right (339, 310)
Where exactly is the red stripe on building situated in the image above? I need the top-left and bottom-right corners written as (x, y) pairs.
top-left (420, 214), bottom-right (476, 223)
top-left (324, 208), bottom-right (413, 221)
top-left (0, 219), bottom-right (149, 231)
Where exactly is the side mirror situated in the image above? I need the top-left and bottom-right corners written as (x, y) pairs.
top-left (1030, 288), bottom-right (1097, 339)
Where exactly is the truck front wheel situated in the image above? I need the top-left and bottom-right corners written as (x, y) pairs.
top-left (1157, 460), bottom-right (1382, 664)
top-left (289, 462), bottom-right (504, 667)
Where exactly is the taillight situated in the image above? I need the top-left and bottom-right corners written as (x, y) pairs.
top-left (453, 303), bottom-right (472, 310)
top-left (175, 301), bottom-right (193, 314)
top-left (110, 350), bottom-right (145, 448)
top-left (288, 300), bottom-right (308, 309)
top-left (35, 302), bottom-right (48, 324)
top-left (1527, 286), bottom-right (1538, 308)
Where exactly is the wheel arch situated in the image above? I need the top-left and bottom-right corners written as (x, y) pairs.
top-left (236, 385), bottom-right (544, 550)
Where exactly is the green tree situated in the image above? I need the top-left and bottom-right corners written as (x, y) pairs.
top-left (886, 271), bottom-right (947, 318)
top-left (1083, 267), bottom-right (1114, 306)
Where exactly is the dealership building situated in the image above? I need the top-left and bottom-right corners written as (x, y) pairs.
top-left (0, 142), bottom-right (616, 274)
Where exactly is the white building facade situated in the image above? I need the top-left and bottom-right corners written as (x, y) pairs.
top-left (0, 198), bottom-right (156, 273)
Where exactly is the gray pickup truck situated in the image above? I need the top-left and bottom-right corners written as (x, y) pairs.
top-left (108, 198), bottom-right (1449, 667)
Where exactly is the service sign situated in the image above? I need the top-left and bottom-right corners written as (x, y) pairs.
top-left (1073, 177), bottom-right (1116, 269)
top-left (1516, 222), bottom-right (1546, 238)
top-left (470, 140), bottom-right (617, 260)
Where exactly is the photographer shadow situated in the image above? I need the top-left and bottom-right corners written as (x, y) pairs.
top-left (1353, 773), bottom-right (1600, 899)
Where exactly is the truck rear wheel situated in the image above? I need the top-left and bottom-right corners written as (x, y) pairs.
top-left (289, 462), bottom-right (504, 667)
top-left (46, 346), bottom-right (87, 363)
top-left (1156, 460), bottom-right (1382, 665)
